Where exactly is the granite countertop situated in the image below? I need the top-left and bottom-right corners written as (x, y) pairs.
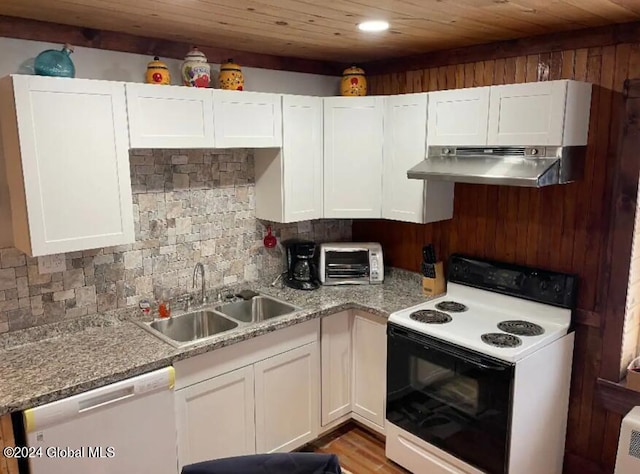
top-left (0, 269), bottom-right (429, 415)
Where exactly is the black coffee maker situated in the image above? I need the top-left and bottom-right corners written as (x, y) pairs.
top-left (282, 239), bottom-right (319, 290)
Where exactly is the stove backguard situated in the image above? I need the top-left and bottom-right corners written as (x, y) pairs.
top-left (387, 322), bottom-right (515, 474)
top-left (447, 254), bottom-right (579, 309)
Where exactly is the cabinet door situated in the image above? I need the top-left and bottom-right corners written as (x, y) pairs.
top-left (213, 90), bottom-right (282, 148)
top-left (427, 87), bottom-right (490, 146)
top-left (3, 76), bottom-right (134, 256)
top-left (488, 81), bottom-right (567, 146)
top-left (352, 311), bottom-right (387, 431)
top-left (126, 83), bottom-right (214, 148)
top-left (383, 94), bottom-right (454, 224)
top-left (254, 342), bottom-right (320, 453)
top-left (323, 96), bottom-right (384, 218)
top-left (254, 96), bottom-right (323, 223)
top-left (321, 311), bottom-right (353, 426)
top-left (175, 366), bottom-right (255, 467)
top-left (283, 95), bottom-right (323, 222)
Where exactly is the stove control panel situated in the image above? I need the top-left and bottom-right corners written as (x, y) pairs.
top-left (448, 254), bottom-right (578, 309)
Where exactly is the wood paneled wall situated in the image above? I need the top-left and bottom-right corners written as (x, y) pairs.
top-left (353, 44), bottom-right (640, 473)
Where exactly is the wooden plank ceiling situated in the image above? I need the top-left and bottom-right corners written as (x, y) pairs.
top-left (1, 1), bottom-right (639, 63)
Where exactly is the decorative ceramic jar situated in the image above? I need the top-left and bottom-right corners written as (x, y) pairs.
top-left (181, 47), bottom-right (211, 88)
top-left (34, 43), bottom-right (75, 78)
top-left (145, 56), bottom-right (171, 85)
top-left (340, 66), bottom-right (367, 96)
top-left (218, 59), bottom-right (244, 90)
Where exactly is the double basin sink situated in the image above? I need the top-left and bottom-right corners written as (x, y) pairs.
top-left (139, 294), bottom-right (300, 348)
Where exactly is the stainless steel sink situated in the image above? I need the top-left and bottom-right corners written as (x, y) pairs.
top-left (143, 310), bottom-right (238, 347)
top-left (213, 295), bottom-right (299, 323)
top-left (136, 294), bottom-right (299, 347)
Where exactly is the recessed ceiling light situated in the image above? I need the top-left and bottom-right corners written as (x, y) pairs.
top-left (358, 20), bottom-right (389, 32)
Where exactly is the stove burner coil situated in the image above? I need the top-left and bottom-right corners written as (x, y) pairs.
top-left (481, 333), bottom-right (522, 348)
top-left (435, 301), bottom-right (468, 313)
top-left (497, 320), bottom-right (545, 337)
top-left (410, 310), bottom-right (452, 324)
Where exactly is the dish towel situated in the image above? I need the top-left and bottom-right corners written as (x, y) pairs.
top-left (181, 452), bottom-right (343, 474)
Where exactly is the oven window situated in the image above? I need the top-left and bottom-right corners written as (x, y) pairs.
top-left (387, 324), bottom-right (514, 474)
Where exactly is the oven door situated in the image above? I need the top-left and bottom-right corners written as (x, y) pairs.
top-left (386, 322), bottom-right (514, 474)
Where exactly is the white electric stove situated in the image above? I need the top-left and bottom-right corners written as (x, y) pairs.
top-left (388, 281), bottom-right (572, 363)
top-left (385, 254), bottom-right (578, 474)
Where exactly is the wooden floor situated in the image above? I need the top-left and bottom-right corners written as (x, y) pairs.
top-left (302, 424), bottom-right (410, 474)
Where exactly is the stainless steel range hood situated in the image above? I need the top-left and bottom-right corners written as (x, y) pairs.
top-left (407, 146), bottom-right (586, 187)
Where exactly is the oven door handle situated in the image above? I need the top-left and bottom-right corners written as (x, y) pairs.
top-left (389, 325), bottom-right (508, 371)
top-left (421, 344), bottom-right (507, 371)
top-left (461, 358), bottom-right (507, 371)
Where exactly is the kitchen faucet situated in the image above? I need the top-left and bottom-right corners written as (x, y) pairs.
top-left (193, 262), bottom-right (207, 306)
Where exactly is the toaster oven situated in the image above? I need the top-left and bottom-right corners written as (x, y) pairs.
top-left (318, 242), bottom-right (384, 285)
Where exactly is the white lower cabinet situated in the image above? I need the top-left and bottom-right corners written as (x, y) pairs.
top-left (174, 320), bottom-right (320, 468)
top-left (175, 366), bottom-right (256, 464)
top-left (352, 311), bottom-right (387, 432)
top-left (320, 310), bottom-right (387, 434)
top-left (174, 311), bottom-right (388, 467)
top-left (255, 343), bottom-right (320, 453)
top-left (320, 311), bottom-right (353, 426)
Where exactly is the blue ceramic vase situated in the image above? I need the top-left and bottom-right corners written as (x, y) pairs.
top-left (34, 44), bottom-right (75, 78)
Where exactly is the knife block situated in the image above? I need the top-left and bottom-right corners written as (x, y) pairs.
top-left (422, 261), bottom-right (445, 297)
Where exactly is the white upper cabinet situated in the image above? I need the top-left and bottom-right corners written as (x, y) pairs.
top-left (382, 94), bottom-right (454, 224)
top-left (126, 83), bottom-right (215, 149)
top-left (282, 96), bottom-right (323, 221)
top-left (324, 96), bottom-right (384, 218)
top-left (255, 95), bottom-right (323, 223)
top-left (427, 80), bottom-right (591, 148)
top-left (213, 90), bottom-right (282, 148)
top-left (487, 80), bottom-right (592, 146)
top-left (427, 87), bottom-right (491, 146)
top-left (0, 75), bottom-right (134, 256)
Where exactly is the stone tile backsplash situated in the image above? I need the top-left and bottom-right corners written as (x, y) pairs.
top-left (0, 149), bottom-right (351, 333)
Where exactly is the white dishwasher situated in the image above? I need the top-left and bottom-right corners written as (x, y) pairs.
top-left (23, 367), bottom-right (178, 474)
